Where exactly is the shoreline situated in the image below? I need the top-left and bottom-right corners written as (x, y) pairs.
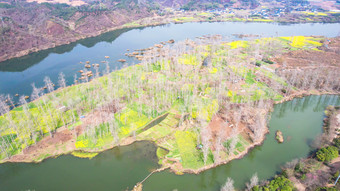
top-left (1, 14), bottom-right (339, 63)
top-left (2, 91), bottom-right (338, 174)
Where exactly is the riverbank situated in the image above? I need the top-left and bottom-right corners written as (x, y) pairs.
top-left (277, 107), bottom-right (340, 191)
top-left (134, 94), bottom-right (340, 191)
top-left (0, 36), bottom-right (339, 177)
top-left (1, 10), bottom-right (340, 63)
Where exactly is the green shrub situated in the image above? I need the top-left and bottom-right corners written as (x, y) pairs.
top-left (262, 58), bottom-right (274, 64)
top-left (252, 185), bottom-right (260, 191)
top-left (332, 171), bottom-right (339, 181)
top-left (282, 170), bottom-right (288, 178)
top-left (156, 147), bottom-right (168, 159)
top-left (333, 138), bottom-right (340, 148)
top-left (266, 176), bottom-right (294, 191)
top-left (255, 60), bottom-right (262, 67)
top-left (294, 162), bottom-right (303, 173)
top-left (316, 146), bottom-right (339, 162)
top-left (257, 176), bottom-right (294, 191)
top-left (315, 187), bottom-right (337, 191)
top-left (300, 174), bottom-right (306, 180)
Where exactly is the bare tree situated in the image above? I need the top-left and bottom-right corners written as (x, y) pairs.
top-left (58, 72), bottom-right (67, 89)
top-left (104, 63), bottom-right (110, 75)
top-left (6, 94), bottom-right (15, 109)
top-left (284, 158), bottom-right (299, 169)
top-left (44, 76), bottom-right (54, 93)
top-left (31, 83), bottom-right (41, 101)
top-left (246, 173), bottom-right (259, 190)
top-left (74, 74), bottom-right (78, 84)
top-left (201, 124), bottom-right (211, 164)
top-left (228, 128), bottom-right (238, 156)
top-left (214, 132), bottom-right (223, 163)
top-left (251, 113), bottom-right (266, 142)
top-left (221, 177), bottom-right (234, 191)
top-left (0, 94), bottom-right (9, 115)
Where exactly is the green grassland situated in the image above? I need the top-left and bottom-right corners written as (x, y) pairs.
top-left (0, 36), bottom-right (325, 170)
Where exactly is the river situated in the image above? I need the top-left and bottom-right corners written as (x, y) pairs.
top-left (0, 22), bottom-right (339, 102)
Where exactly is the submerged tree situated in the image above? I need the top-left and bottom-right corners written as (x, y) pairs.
top-left (58, 72), bottom-right (67, 89)
top-left (0, 95), bottom-right (9, 115)
top-left (246, 173), bottom-right (259, 191)
top-left (44, 76), bottom-right (54, 93)
top-left (31, 83), bottom-right (41, 101)
top-left (221, 177), bottom-right (235, 191)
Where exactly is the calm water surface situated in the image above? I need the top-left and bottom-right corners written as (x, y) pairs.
top-left (0, 22), bottom-right (339, 101)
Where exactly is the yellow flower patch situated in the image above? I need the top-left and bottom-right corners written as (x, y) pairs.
top-left (209, 67), bottom-right (218, 74)
top-left (178, 54), bottom-right (198, 65)
top-left (71, 151), bottom-right (98, 159)
top-left (228, 40), bottom-right (248, 49)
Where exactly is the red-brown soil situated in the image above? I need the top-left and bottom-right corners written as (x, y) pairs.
top-left (274, 37), bottom-right (340, 69)
top-left (8, 127), bottom-right (75, 162)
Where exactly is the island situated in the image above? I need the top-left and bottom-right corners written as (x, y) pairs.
top-left (0, 35), bottom-right (339, 181)
top-left (276, 130), bottom-right (284, 143)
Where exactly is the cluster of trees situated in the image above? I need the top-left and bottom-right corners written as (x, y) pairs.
top-left (314, 106), bottom-right (340, 165)
top-left (168, 38), bottom-right (277, 163)
top-left (277, 67), bottom-right (340, 93)
top-left (278, 112), bottom-right (340, 191)
top-left (0, 36), bottom-right (290, 160)
top-left (219, 164), bottom-right (339, 191)
top-left (220, 147), bottom-right (338, 191)
top-left (316, 146), bottom-right (339, 162)
top-left (0, 74), bottom-right (76, 158)
top-left (281, 155), bottom-right (339, 190)
top-left (315, 187), bottom-right (338, 191)
top-left (256, 176), bottom-right (295, 191)
top-left (220, 173), bottom-right (294, 191)
top-left (197, 100), bottom-right (270, 164)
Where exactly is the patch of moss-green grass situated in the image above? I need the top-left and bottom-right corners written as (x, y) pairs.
top-left (175, 130), bottom-right (205, 169)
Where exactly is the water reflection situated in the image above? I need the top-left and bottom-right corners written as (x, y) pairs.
top-left (0, 27), bottom-right (133, 72)
top-left (275, 95), bottom-right (340, 118)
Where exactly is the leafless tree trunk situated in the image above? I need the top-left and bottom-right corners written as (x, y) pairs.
top-left (220, 177), bottom-right (234, 191)
top-left (246, 173), bottom-right (259, 190)
top-left (58, 72), bottom-right (67, 89)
